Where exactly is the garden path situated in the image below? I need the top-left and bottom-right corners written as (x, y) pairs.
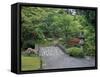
top-left (39, 46), bottom-right (95, 69)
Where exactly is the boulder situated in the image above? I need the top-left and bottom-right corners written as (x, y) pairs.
top-left (25, 48), bottom-right (38, 55)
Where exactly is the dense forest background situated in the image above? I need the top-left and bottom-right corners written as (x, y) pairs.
top-left (21, 6), bottom-right (96, 56)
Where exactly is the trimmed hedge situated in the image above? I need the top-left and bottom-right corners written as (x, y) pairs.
top-left (67, 47), bottom-right (84, 57)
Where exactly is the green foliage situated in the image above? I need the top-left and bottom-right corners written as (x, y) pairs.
top-left (76, 9), bottom-right (96, 27)
top-left (21, 6), bottom-right (96, 57)
top-left (22, 40), bottom-right (35, 50)
top-left (67, 47), bottom-right (84, 57)
top-left (22, 51), bottom-right (38, 57)
top-left (84, 38), bottom-right (95, 56)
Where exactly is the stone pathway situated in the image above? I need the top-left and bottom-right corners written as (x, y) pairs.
top-left (39, 46), bottom-right (95, 69)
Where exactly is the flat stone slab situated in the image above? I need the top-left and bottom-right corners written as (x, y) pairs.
top-left (39, 46), bottom-right (95, 69)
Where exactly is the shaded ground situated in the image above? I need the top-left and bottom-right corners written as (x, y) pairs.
top-left (39, 46), bottom-right (95, 69)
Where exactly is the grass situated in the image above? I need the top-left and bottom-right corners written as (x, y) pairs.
top-left (21, 55), bottom-right (41, 71)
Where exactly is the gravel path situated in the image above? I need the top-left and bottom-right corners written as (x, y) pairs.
top-left (39, 46), bottom-right (95, 69)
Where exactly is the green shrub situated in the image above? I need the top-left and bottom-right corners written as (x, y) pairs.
top-left (84, 43), bottom-right (95, 56)
top-left (22, 40), bottom-right (35, 50)
top-left (67, 47), bottom-right (84, 57)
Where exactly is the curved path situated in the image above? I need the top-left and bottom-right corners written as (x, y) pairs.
top-left (39, 46), bottom-right (95, 69)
